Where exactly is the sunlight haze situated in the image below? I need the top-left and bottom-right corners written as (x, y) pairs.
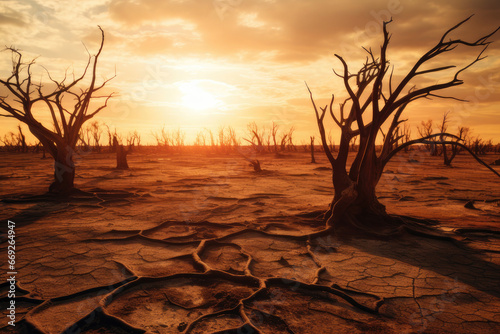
top-left (0, 0), bottom-right (499, 144)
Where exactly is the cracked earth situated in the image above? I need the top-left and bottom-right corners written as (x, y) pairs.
top-left (1, 151), bottom-right (499, 333)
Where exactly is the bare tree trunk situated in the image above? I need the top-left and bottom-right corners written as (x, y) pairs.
top-left (116, 145), bottom-right (129, 169)
top-left (49, 145), bottom-right (75, 193)
top-left (310, 136), bottom-right (316, 163)
top-left (17, 125), bottom-right (27, 153)
top-left (272, 122), bottom-right (279, 153)
top-left (114, 136), bottom-right (129, 169)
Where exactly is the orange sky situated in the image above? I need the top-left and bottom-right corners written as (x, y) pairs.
top-left (1, 0), bottom-right (499, 145)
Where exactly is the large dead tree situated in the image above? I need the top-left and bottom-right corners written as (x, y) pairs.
top-left (0, 27), bottom-right (114, 193)
top-left (307, 17), bottom-right (499, 235)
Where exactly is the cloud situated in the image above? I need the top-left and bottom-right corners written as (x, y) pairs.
top-left (106, 0), bottom-right (500, 64)
top-left (106, 0), bottom-right (391, 62)
top-left (0, 12), bottom-right (25, 27)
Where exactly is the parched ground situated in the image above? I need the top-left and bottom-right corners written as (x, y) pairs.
top-left (0, 149), bottom-right (499, 333)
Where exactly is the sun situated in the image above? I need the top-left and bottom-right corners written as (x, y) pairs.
top-left (179, 81), bottom-right (222, 111)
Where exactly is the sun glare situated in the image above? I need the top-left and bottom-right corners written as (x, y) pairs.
top-left (179, 81), bottom-right (222, 111)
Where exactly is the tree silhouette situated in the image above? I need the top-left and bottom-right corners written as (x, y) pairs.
top-left (310, 136), bottom-right (316, 163)
top-left (436, 112), bottom-right (467, 166)
top-left (307, 17), bottom-right (499, 235)
top-left (0, 27), bottom-right (114, 193)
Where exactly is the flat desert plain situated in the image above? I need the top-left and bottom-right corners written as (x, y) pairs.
top-left (1, 150), bottom-right (500, 333)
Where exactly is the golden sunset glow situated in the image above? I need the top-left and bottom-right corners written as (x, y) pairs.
top-left (178, 81), bottom-right (224, 112)
top-left (2, 3), bottom-right (500, 332)
top-left (0, 0), bottom-right (499, 144)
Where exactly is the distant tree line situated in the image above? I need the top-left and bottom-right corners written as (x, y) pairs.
top-left (2, 118), bottom-right (499, 158)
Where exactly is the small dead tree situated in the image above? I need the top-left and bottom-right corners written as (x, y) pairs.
top-left (307, 17), bottom-right (500, 234)
top-left (310, 136), bottom-right (316, 163)
top-left (125, 132), bottom-right (136, 149)
top-left (286, 126), bottom-right (296, 151)
top-left (89, 120), bottom-right (103, 152)
top-left (79, 125), bottom-right (92, 152)
top-left (471, 136), bottom-right (490, 155)
top-left (271, 122), bottom-right (279, 152)
top-left (0, 27), bottom-right (114, 193)
top-left (279, 131), bottom-right (288, 151)
top-left (418, 119), bottom-right (438, 156)
top-left (401, 123), bottom-right (411, 152)
top-left (173, 128), bottom-right (185, 149)
top-left (327, 130), bottom-right (336, 152)
top-left (132, 130), bottom-right (141, 148)
top-left (217, 126), bottom-right (226, 151)
top-left (113, 135), bottom-right (130, 169)
top-left (17, 125), bottom-right (27, 152)
top-left (207, 129), bottom-right (216, 149)
top-left (104, 124), bottom-right (114, 151)
top-left (152, 125), bottom-right (171, 148)
top-left (1, 132), bottom-right (17, 151)
top-left (245, 122), bottom-right (264, 152)
top-left (264, 129), bottom-right (271, 152)
top-left (438, 112), bottom-right (464, 166)
top-left (32, 140), bottom-right (47, 158)
top-left (194, 130), bottom-right (206, 147)
top-left (217, 126), bottom-right (236, 152)
top-left (240, 152), bottom-right (262, 172)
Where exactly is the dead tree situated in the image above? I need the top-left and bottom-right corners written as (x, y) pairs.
top-left (89, 120), bottom-right (103, 152)
top-left (271, 122), bottom-right (279, 153)
top-left (1, 126), bottom-right (28, 152)
top-left (307, 17), bottom-right (500, 234)
top-left (1, 132), bottom-right (16, 151)
top-left (104, 124), bottom-right (122, 153)
top-left (173, 128), bottom-right (185, 149)
top-left (113, 135), bottom-right (129, 169)
top-left (228, 126), bottom-right (238, 150)
top-left (245, 122), bottom-right (264, 152)
top-left (217, 126), bottom-right (226, 151)
top-left (125, 132), bottom-right (136, 149)
top-left (0, 27), bottom-right (114, 193)
top-left (438, 112), bottom-right (464, 166)
top-left (194, 130), bottom-right (206, 147)
top-left (401, 123), bottom-right (411, 152)
top-left (17, 125), bottom-right (27, 152)
top-left (472, 137), bottom-right (489, 155)
top-left (287, 126), bottom-right (296, 151)
top-left (240, 152), bottom-right (262, 172)
top-left (310, 136), bottom-right (316, 163)
top-left (206, 129), bottom-right (215, 148)
top-left (132, 130), bottom-right (141, 148)
top-left (217, 126), bottom-right (237, 152)
top-left (79, 126), bottom-right (92, 152)
top-left (151, 125), bottom-right (171, 149)
top-left (418, 119), bottom-right (437, 156)
top-left (279, 132), bottom-right (288, 151)
top-left (327, 130), bottom-right (336, 152)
